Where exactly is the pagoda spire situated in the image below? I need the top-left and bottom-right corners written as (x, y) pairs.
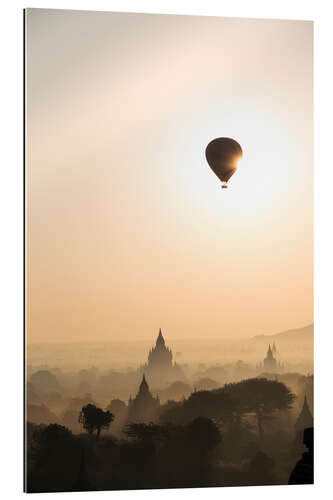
top-left (266, 344), bottom-right (274, 359)
top-left (156, 328), bottom-right (165, 347)
top-left (295, 394), bottom-right (313, 431)
top-left (303, 394), bottom-right (310, 413)
top-left (138, 373), bottom-right (150, 395)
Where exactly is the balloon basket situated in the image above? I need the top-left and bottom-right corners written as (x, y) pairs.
top-left (221, 182), bottom-right (228, 189)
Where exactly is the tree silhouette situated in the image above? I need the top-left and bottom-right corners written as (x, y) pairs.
top-left (223, 378), bottom-right (295, 440)
top-left (160, 378), bottom-right (295, 441)
top-left (123, 422), bottom-right (171, 447)
top-left (160, 390), bottom-right (234, 424)
top-left (186, 417), bottom-right (221, 459)
top-left (27, 424), bottom-right (79, 492)
top-left (78, 404), bottom-right (114, 439)
top-left (32, 423), bottom-right (73, 459)
top-left (107, 399), bottom-right (127, 415)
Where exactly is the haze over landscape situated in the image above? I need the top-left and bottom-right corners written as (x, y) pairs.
top-left (27, 323), bottom-right (313, 372)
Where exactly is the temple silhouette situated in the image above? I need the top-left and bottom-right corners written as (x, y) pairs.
top-left (257, 343), bottom-right (284, 372)
top-left (295, 395), bottom-right (313, 432)
top-left (139, 329), bottom-right (184, 386)
top-left (290, 393), bottom-right (314, 456)
top-left (127, 374), bottom-right (160, 423)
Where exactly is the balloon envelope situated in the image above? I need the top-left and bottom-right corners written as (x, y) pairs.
top-left (205, 138), bottom-right (242, 187)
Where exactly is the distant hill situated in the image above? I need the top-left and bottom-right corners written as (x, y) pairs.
top-left (244, 324), bottom-right (313, 363)
top-left (247, 324), bottom-right (313, 347)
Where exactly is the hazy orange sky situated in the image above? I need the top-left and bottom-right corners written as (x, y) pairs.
top-left (25, 9), bottom-right (313, 344)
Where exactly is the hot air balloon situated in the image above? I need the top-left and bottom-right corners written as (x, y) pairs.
top-left (205, 137), bottom-right (243, 188)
